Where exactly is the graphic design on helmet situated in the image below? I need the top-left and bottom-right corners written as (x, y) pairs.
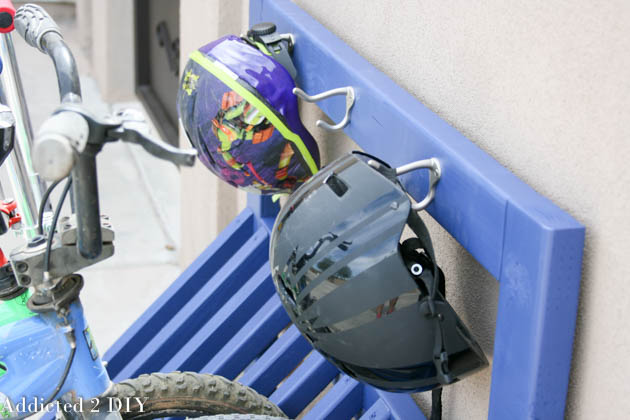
top-left (177, 30), bottom-right (321, 194)
top-left (270, 152), bottom-right (488, 393)
top-left (182, 69), bottom-right (199, 96)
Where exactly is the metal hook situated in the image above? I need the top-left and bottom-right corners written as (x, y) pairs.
top-left (366, 157), bottom-right (441, 211)
top-left (396, 158), bottom-right (441, 211)
top-left (293, 86), bottom-right (355, 131)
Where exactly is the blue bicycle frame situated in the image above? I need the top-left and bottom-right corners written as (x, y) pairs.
top-left (0, 299), bottom-right (111, 417)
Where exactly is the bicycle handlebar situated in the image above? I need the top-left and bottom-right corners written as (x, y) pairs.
top-left (18, 3), bottom-right (196, 261)
top-left (15, 4), bottom-right (81, 103)
top-left (15, 4), bottom-right (92, 257)
top-left (0, 0), bottom-right (15, 33)
top-left (33, 107), bottom-right (196, 259)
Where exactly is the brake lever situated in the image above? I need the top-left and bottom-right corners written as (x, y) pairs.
top-left (107, 110), bottom-right (196, 167)
top-left (34, 105), bottom-right (196, 182)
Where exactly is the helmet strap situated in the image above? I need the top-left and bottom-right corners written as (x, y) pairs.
top-left (406, 209), bottom-right (448, 419)
top-left (244, 30), bottom-right (298, 81)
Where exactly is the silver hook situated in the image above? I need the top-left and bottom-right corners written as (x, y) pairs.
top-left (293, 86), bottom-right (355, 131)
top-left (395, 158), bottom-right (441, 211)
top-left (366, 157), bottom-right (441, 211)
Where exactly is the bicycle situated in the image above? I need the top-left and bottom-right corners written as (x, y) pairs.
top-left (0, 3), bottom-right (286, 419)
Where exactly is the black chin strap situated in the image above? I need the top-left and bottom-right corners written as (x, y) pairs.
top-left (405, 209), bottom-right (445, 420)
top-left (369, 158), bottom-right (445, 419)
top-left (431, 388), bottom-right (443, 420)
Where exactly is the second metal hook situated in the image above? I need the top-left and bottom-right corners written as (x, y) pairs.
top-left (395, 158), bottom-right (441, 211)
top-left (293, 86), bottom-right (355, 132)
top-left (369, 157), bottom-right (442, 211)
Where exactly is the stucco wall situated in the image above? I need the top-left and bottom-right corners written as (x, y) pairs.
top-left (179, 0), bottom-right (629, 418)
top-left (289, 1), bottom-right (630, 418)
top-left (90, 0), bottom-right (135, 101)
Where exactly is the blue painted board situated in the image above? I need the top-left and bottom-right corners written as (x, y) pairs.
top-left (202, 295), bottom-right (290, 378)
top-left (269, 351), bottom-right (340, 418)
top-left (359, 399), bottom-right (393, 420)
top-left (302, 376), bottom-right (363, 420)
top-left (239, 325), bottom-right (313, 396)
top-left (161, 263), bottom-right (275, 373)
top-left (364, 387), bottom-right (429, 420)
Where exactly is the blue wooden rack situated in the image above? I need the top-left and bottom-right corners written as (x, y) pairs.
top-left (105, 1), bottom-right (585, 418)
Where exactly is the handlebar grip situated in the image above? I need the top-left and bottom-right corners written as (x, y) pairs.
top-left (0, 0), bottom-right (15, 33)
top-left (14, 3), bottom-right (62, 52)
top-left (33, 112), bottom-right (89, 181)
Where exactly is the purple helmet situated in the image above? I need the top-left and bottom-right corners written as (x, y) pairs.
top-left (177, 27), bottom-right (320, 194)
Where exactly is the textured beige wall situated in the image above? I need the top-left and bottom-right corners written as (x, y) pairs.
top-left (178, 0), bottom-right (249, 267)
top-left (90, 0), bottom-right (135, 101)
top-left (290, 0), bottom-right (630, 418)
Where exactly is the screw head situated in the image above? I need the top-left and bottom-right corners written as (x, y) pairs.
top-left (411, 263), bottom-right (423, 276)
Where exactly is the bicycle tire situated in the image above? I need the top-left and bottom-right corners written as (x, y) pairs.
top-left (105, 371), bottom-right (287, 420)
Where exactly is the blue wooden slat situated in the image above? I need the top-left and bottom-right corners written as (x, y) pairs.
top-left (110, 226), bottom-right (269, 381)
top-left (364, 387), bottom-right (427, 420)
top-left (239, 325), bottom-right (312, 396)
top-left (269, 351), bottom-right (339, 418)
top-left (250, 1), bottom-right (585, 418)
top-left (201, 295), bottom-right (290, 379)
top-left (359, 399), bottom-right (392, 420)
top-left (161, 263), bottom-right (275, 373)
top-left (104, 209), bottom-right (255, 376)
top-left (490, 203), bottom-right (584, 418)
top-left (302, 376), bottom-right (363, 420)
top-left (247, 193), bottom-right (279, 233)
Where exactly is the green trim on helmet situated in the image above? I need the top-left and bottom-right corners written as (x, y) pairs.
top-left (0, 292), bottom-right (35, 328)
top-left (189, 50), bottom-right (319, 175)
top-left (254, 41), bottom-right (272, 56)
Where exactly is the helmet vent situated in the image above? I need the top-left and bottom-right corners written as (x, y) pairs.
top-left (324, 173), bottom-right (348, 197)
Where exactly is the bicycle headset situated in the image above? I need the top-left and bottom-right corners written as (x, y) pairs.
top-left (269, 152), bottom-right (488, 392)
top-left (177, 22), bottom-right (320, 194)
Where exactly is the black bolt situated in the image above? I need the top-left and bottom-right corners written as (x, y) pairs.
top-left (20, 275), bottom-right (31, 286)
top-left (16, 262), bottom-right (28, 273)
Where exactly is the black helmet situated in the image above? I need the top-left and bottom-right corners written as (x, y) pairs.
top-left (269, 152), bottom-right (488, 392)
